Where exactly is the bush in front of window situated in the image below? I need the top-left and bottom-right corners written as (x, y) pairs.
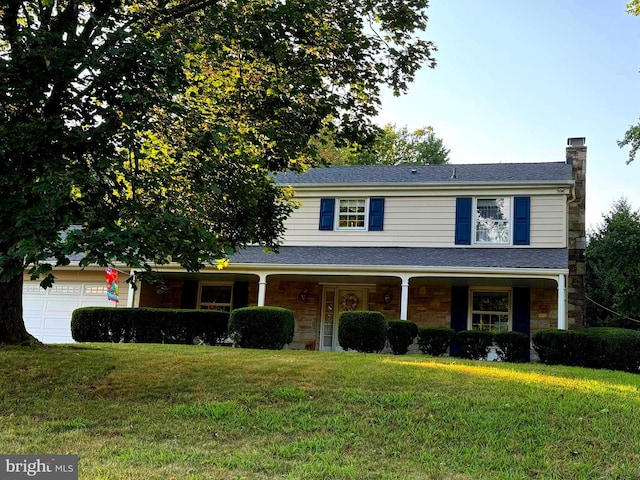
top-left (455, 330), bottom-right (494, 360)
top-left (228, 307), bottom-right (295, 350)
top-left (494, 331), bottom-right (530, 363)
top-left (417, 327), bottom-right (456, 356)
top-left (71, 307), bottom-right (229, 345)
top-left (338, 311), bottom-right (387, 353)
top-left (387, 320), bottom-right (418, 355)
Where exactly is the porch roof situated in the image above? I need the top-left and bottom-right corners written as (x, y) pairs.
top-left (230, 246), bottom-right (568, 270)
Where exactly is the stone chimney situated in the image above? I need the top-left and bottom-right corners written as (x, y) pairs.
top-left (566, 137), bottom-right (586, 327)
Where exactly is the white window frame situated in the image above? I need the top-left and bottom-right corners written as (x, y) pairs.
top-left (473, 197), bottom-right (513, 245)
top-left (336, 198), bottom-right (369, 231)
top-left (197, 282), bottom-right (234, 311)
top-left (468, 288), bottom-right (512, 332)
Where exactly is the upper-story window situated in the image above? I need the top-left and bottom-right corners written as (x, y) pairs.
top-left (319, 197), bottom-right (384, 231)
top-left (456, 196), bottom-right (530, 246)
top-left (475, 198), bottom-right (510, 244)
top-left (338, 199), bottom-right (366, 229)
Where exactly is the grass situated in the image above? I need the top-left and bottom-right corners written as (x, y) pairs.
top-left (1, 344), bottom-right (639, 479)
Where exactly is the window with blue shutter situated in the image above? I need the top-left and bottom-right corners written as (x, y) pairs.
top-left (455, 197), bottom-right (472, 245)
top-left (368, 198), bottom-right (385, 231)
top-left (319, 198), bottom-right (335, 230)
top-left (513, 196), bottom-right (531, 245)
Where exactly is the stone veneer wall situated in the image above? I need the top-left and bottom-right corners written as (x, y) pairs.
top-left (407, 285), bottom-right (452, 328)
top-left (530, 287), bottom-right (558, 334)
top-left (566, 142), bottom-right (587, 328)
top-left (257, 281), bottom-right (562, 350)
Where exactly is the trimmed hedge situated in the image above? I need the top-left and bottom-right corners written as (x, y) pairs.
top-left (417, 327), bottom-right (456, 356)
top-left (456, 330), bottom-right (494, 360)
top-left (387, 321), bottom-right (418, 355)
top-left (494, 331), bottom-right (530, 363)
top-left (533, 328), bottom-right (640, 372)
top-left (338, 311), bottom-right (387, 353)
top-left (581, 328), bottom-right (640, 372)
top-left (531, 329), bottom-right (590, 366)
top-left (228, 307), bottom-right (295, 350)
top-left (71, 307), bottom-right (229, 345)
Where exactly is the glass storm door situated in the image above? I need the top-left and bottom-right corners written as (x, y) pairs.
top-left (320, 286), bottom-right (367, 351)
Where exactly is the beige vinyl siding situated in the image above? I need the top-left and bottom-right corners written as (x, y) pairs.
top-left (529, 195), bottom-right (567, 247)
top-left (283, 193), bottom-right (568, 248)
top-left (283, 197), bottom-right (455, 247)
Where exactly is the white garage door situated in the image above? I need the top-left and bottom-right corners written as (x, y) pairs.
top-left (23, 282), bottom-right (119, 343)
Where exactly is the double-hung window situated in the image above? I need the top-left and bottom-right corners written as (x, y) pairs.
top-left (475, 198), bottom-right (510, 244)
top-left (319, 197), bottom-right (384, 231)
top-left (455, 196), bottom-right (530, 246)
top-left (470, 289), bottom-right (511, 332)
top-left (338, 199), bottom-right (367, 229)
top-left (198, 283), bottom-right (233, 311)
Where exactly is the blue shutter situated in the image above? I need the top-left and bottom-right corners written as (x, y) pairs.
top-left (513, 196), bottom-right (530, 245)
top-left (319, 198), bottom-right (335, 230)
top-left (368, 198), bottom-right (385, 231)
top-left (512, 287), bottom-right (531, 362)
top-left (450, 286), bottom-right (469, 357)
top-left (455, 198), bottom-right (472, 245)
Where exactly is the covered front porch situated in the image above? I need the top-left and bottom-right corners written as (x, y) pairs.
top-left (129, 246), bottom-right (569, 351)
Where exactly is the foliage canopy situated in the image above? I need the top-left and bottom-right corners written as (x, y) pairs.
top-left (620, 1), bottom-right (640, 161)
top-left (0, 0), bottom-right (435, 342)
top-left (585, 198), bottom-right (640, 328)
top-left (314, 123), bottom-right (450, 166)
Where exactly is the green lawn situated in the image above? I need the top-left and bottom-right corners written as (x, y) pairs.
top-left (1, 344), bottom-right (639, 479)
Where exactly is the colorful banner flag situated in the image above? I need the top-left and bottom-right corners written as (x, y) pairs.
top-left (105, 268), bottom-right (119, 303)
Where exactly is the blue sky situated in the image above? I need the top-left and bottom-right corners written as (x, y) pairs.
top-left (375, 0), bottom-right (640, 231)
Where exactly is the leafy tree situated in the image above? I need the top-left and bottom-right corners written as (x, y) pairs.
top-left (585, 199), bottom-right (640, 328)
top-left (620, 1), bottom-right (640, 161)
top-left (0, 0), bottom-right (436, 344)
top-left (315, 123), bottom-right (450, 165)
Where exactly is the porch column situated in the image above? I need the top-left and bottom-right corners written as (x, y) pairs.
top-left (400, 275), bottom-right (410, 320)
top-left (126, 269), bottom-right (138, 308)
top-left (257, 273), bottom-right (268, 306)
top-left (557, 274), bottom-right (567, 330)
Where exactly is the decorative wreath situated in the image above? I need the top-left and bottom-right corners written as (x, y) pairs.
top-left (341, 293), bottom-right (359, 311)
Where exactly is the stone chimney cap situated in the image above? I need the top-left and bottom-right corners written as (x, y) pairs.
top-left (567, 137), bottom-right (586, 147)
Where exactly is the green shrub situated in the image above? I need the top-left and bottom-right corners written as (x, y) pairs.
top-left (228, 307), bottom-right (295, 350)
top-left (532, 328), bottom-right (640, 372)
top-left (417, 327), bottom-right (456, 356)
top-left (338, 311), bottom-right (387, 353)
top-left (531, 329), bottom-right (589, 366)
top-left (387, 321), bottom-right (418, 355)
top-left (455, 330), bottom-right (494, 360)
top-left (71, 307), bottom-right (229, 345)
top-left (494, 331), bottom-right (530, 363)
top-left (579, 327), bottom-right (640, 373)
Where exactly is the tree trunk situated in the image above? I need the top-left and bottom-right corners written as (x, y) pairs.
top-left (0, 263), bottom-right (34, 345)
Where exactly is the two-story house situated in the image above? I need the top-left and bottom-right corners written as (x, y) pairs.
top-left (23, 138), bottom-right (586, 349)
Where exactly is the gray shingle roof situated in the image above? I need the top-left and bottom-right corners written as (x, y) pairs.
top-left (275, 163), bottom-right (573, 185)
top-left (231, 246), bottom-right (568, 270)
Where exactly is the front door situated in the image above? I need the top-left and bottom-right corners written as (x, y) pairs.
top-left (320, 286), bottom-right (367, 351)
